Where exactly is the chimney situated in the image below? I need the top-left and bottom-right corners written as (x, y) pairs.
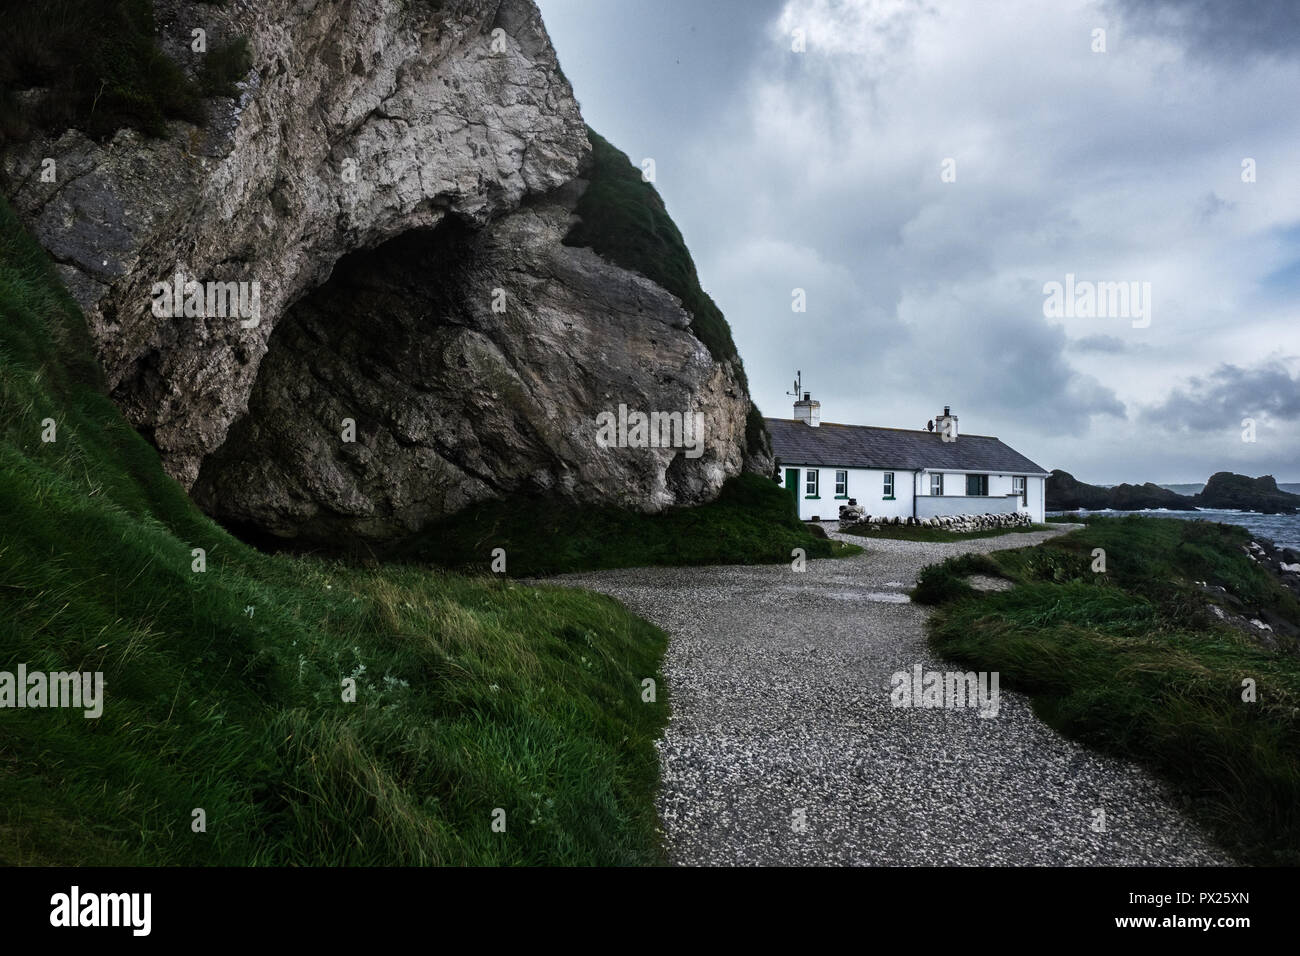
top-left (794, 391), bottom-right (821, 427)
top-left (936, 405), bottom-right (958, 441)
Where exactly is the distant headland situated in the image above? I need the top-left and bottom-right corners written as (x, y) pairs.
top-left (1048, 471), bottom-right (1300, 515)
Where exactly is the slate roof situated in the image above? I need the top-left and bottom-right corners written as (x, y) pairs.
top-left (765, 418), bottom-right (1049, 475)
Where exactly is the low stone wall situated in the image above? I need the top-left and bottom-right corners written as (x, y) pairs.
top-left (915, 494), bottom-right (1020, 519)
top-left (838, 508), bottom-right (1034, 533)
top-left (922, 512), bottom-right (1034, 532)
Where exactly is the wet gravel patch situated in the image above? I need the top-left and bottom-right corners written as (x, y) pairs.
top-left (964, 574), bottom-right (1015, 592)
top-left (550, 523), bottom-right (1234, 866)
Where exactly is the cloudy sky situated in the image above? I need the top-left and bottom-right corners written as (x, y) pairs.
top-left (535, 0), bottom-right (1300, 484)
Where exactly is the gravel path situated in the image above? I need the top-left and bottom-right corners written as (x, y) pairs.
top-left (551, 523), bottom-right (1235, 866)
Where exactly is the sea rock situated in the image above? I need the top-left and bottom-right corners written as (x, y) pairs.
top-left (1045, 470), bottom-right (1113, 511)
top-left (1198, 473), bottom-right (1299, 515)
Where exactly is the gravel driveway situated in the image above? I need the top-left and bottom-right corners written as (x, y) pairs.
top-left (551, 524), bottom-right (1235, 866)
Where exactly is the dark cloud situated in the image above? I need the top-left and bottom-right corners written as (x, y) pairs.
top-left (1195, 192), bottom-right (1233, 222)
top-left (931, 304), bottom-right (1129, 435)
top-left (1108, 0), bottom-right (1300, 58)
top-left (1141, 359), bottom-right (1300, 431)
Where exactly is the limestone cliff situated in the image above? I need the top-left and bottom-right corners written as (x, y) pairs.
top-left (1, 0), bottom-right (769, 545)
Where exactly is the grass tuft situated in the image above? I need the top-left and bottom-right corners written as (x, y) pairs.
top-left (0, 0), bottom-right (250, 147)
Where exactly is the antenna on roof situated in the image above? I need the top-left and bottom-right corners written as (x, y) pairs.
top-left (786, 370), bottom-right (803, 398)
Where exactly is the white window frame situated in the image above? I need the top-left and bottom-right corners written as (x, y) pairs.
top-left (883, 472), bottom-right (894, 497)
top-left (835, 470), bottom-right (848, 496)
top-left (805, 469), bottom-right (819, 497)
top-left (930, 473), bottom-right (943, 496)
top-left (1013, 475), bottom-right (1027, 504)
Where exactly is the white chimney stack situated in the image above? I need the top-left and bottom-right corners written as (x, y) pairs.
top-left (936, 405), bottom-right (958, 441)
top-left (794, 391), bottom-right (821, 427)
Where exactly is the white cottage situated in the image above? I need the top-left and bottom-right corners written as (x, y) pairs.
top-left (766, 396), bottom-right (1049, 523)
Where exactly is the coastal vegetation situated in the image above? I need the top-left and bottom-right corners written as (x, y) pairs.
top-left (564, 129), bottom-right (740, 380)
top-left (916, 515), bottom-right (1300, 864)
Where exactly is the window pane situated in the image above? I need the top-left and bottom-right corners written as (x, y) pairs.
top-left (836, 470), bottom-right (847, 495)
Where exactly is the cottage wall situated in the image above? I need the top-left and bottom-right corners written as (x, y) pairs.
top-left (778, 466), bottom-right (1045, 523)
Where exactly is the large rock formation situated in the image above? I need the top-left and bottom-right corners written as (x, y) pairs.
top-left (1, 0), bottom-right (766, 544)
top-left (1045, 470), bottom-right (1114, 511)
top-left (191, 183), bottom-right (749, 541)
top-left (1199, 473), bottom-right (1299, 515)
top-left (1106, 481), bottom-right (1196, 511)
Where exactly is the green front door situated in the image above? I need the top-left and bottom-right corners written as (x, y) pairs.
top-left (784, 468), bottom-right (800, 515)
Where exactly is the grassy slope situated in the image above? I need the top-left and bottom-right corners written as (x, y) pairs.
top-left (407, 473), bottom-right (858, 577)
top-left (915, 516), bottom-right (1300, 864)
top-left (0, 196), bottom-right (670, 865)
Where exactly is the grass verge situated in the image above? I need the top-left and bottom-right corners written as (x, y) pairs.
top-left (917, 515), bottom-right (1300, 864)
top-left (403, 472), bottom-right (861, 577)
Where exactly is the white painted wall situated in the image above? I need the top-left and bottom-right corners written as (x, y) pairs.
top-left (1024, 475), bottom-right (1045, 523)
top-left (916, 471), bottom-right (1046, 523)
top-left (777, 465), bottom-right (914, 522)
top-left (778, 466), bottom-right (1046, 523)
